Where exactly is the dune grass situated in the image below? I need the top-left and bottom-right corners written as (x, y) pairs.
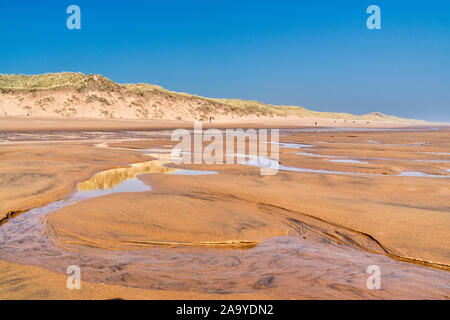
top-left (0, 72), bottom-right (418, 122)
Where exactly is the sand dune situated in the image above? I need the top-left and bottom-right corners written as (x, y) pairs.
top-left (0, 72), bottom-right (426, 123)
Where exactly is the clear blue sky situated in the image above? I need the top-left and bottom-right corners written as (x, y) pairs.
top-left (0, 1), bottom-right (449, 121)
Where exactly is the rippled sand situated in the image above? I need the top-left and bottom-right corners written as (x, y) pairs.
top-left (0, 125), bottom-right (449, 299)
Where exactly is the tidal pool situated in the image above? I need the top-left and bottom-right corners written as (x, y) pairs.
top-left (296, 151), bottom-right (450, 163)
top-left (399, 171), bottom-right (450, 178)
top-left (425, 152), bottom-right (450, 156)
top-left (367, 140), bottom-right (427, 146)
top-left (329, 159), bottom-right (368, 164)
top-left (278, 142), bottom-right (314, 149)
top-left (171, 169), bottom-right (218, 176)
top-left (245, 155), bottom-right (450, 178)
top-left (78, 160), bottom-right (176, 191)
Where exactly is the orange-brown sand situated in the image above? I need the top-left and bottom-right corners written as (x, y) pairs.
top-left (0, 116), bottom-right (432, 133)
top-left (1, 124), bottom-right (449, 299)
top-left (0, 259), bottom-right (270, 300)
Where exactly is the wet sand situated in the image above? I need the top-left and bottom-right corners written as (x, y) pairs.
top-left (0, 259), bottom-right (269, 300)
top-left (0, 124), bottom-right (449, 299)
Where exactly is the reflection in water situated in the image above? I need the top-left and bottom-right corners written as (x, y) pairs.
top-left (296, 151), bottom-right (450, 163)
top-left (399, 171), bottom-right (450, 178)
top-left (146, 153), bottom-right (219, 176)
top-left (75, 178), bottom-right (151, 199)
top-left (172, 169), bottom-right (218, 176)
top-left (78, 160), bottom-right (176, 191)
top-left (297, 152), bottom-right (337, 158)
top-left (425, 152), bottom-right (450, 155)
top-left (278, 142), bottom-right (314, 149)
top-left (329, 159), bottom-right (368, 164)
top-left (367, 140), bottom-right (427, 146)
top-left (244, 155), bottom-right (371, 176)
top-left (246, 155), bottom-right (450, 178)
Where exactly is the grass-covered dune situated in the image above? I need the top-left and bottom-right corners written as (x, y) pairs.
top-left (0, 72), bottom-right (421, 122)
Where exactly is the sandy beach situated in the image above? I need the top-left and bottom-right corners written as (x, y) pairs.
top-left (2, 0), bottom-right (449, 305)
top-left (0, 118), bottom-right (449, 299)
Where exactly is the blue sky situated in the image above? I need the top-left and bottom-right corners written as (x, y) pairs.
top-left (0, 1), bottom-right (449, 121)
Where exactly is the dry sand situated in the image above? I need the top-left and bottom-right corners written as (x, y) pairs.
top-left (0, 116), bottom-right (431, 133)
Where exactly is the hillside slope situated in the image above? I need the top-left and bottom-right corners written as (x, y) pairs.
top-left (0, 72), bottom-right (420, 123)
